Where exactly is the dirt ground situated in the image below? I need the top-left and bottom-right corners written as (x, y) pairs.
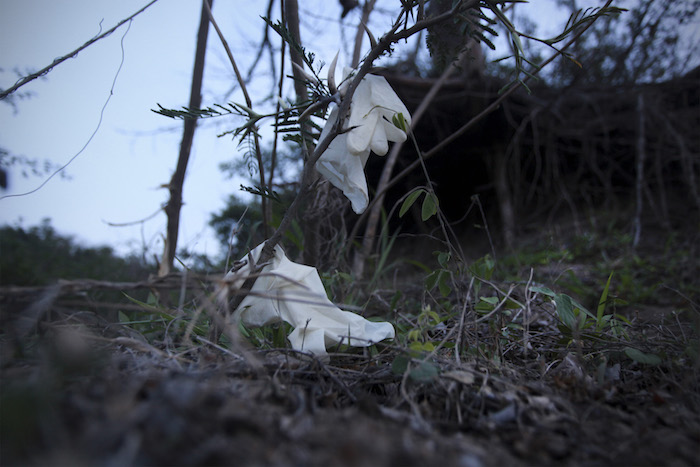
top-left (1, 219), bottom-right (699, 466)
top-left (1, 294), bottom-right (698, 467)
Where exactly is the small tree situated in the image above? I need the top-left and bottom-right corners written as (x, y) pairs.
top-left (549, 0), bottom-right (700, 86)
top-left (155, 0), bottom-right (625, 314)
top-left (159, 0), bottom-right (213, 277)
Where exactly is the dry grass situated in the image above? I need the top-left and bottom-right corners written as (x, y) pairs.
top-left (2, 227), bottom-right (698, 466)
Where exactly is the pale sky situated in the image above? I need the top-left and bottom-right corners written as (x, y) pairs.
top-left (2, 0), bottom-right (676, 267)
top-left (0, 0), bottom-right (354, 264)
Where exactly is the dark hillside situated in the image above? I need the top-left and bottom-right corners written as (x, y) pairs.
top-left (367, 66), bottom-right (700, 245)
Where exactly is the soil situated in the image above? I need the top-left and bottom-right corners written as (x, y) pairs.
top-left (1, 299), bottom-right (698, 466)
top-left (1, 227), bottom-right (699, 466)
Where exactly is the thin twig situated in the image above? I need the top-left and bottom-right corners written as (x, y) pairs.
top-left (352, 43), bottom-right (470, 277)
top-left (202, 0), bottom-right (251, 108)
top-left (196, 335), bottom-right (246, 360)
top-left (0, 0), bottom-right (159, 100)
top-left (365, 0), bottom-right (617, 219)
top-left (203, 0), bottom-right (268, 235)
top-left (523, 267), bottom-right (534, 358)
top-left (455, 276), bottom-right (475, 366)
top-left (227, 0), bottom-right (609, 320)
top-left (475, 284), bottom-right (517, 324)
top-left (0, 20), bottom-right (133, 201)
top-left (228, 1), bottom-right (473, 304)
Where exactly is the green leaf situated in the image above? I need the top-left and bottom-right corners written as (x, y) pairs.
top-left (392, 112), bottom-right (409, 132)
top-left (391, 354), bottom-right (410, 374)
top-left (240, 184), bottom-right (282, 203)
top-left (390, 291), bottom-right (403, 310)
top-left (437, 270), bottom-right (452, 297)
top-left (480, 296), bottom-right (499, 305)
top-left (409, 341), bottom-right (435, 353)
top-left (475, 296), bottom-right (502, 313)
top-left (423, 309), bottom-right (436, 322)
top-left (238, 320), bottom-right (251, 337)
top-left (409, 361), bottom-right (439, 383)
top-left (407, 329), bottom-right (422, 342)
top-left (404, 259), bottom-right (432, 273)
top-left (399, 189), bottom-right (425, 218)
top-left (597, 272), bottom-right (614, 329)
top-left (274, 324), bottom-right (289, 348)
top-left (554, 293), bottom-right (577, 329)
top-left (530, 285), bottom-right (556, 297)
top-left (123, 292), bottom-right (166, 314)
top-left (421, 192), bottom-right (439, 221)
top-left (624, 347), bottom-right (662, 365)
top-left (436, 251), bottom-right (450, 268)
top-left (425, 269), bottom-right (451, 297)
top-left (425, 270), bottom-right (440, 290)
top-left (470, 254), bottom-right (495, 280)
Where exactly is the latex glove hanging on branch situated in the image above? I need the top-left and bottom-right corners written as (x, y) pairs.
top-left (223, 243), bottom-right (395, 360)
top-left (317, 67), bottom-right (411, 214)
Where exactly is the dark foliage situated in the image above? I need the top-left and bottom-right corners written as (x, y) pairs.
top-left (550, 0), bottom-right (700, 86)
top-left (210, 185), bottom-right (301, 263)
top-left (0, 219), bottom-right (150, 287)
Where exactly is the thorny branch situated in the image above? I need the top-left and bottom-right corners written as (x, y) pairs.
top-left (224, 1), bottom-right (476, 315)
top-left (198, 0), bottom-right (622, 341)
top-left (203, 0), bottom-right (269, 236)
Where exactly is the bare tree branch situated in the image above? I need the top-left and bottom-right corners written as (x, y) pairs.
top-left (159, 0), bottom-right (212, 276)
top-left (203, 0), bottom-right (269, 236)
top-left (0, 0), bottom-right (160, 100)
top-left (356, 0), bottom-right (617, 230)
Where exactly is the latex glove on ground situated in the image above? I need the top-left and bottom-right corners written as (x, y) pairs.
top-left (316, 69), bottom-right (411, 214)
top-left (225, 243), bottom-right (395, 359)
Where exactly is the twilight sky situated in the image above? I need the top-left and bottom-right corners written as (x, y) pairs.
top-left (3, 0), bottom-right (685, 267)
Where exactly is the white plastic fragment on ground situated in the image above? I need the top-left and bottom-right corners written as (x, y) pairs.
top-left (316, 69), bottom-right (412, 214)
top-left (224, 243), bottom-right (395, 359)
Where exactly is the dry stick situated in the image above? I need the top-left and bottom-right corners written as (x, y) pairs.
top-left (244, 0), bottom-right (277, 83)
top-left (202, 0), bottom-right (251, 118)
top-left (0, 20), bottom-right (132, 203)
top-left (633, 92), bottom-right (645, 247)
top-left (660, 115), bottom-right (700, 210)
top-left (160, 0), bottom-right (212, 277)
top-left (347, 2), bottom-right (482, 260)
top-left (269, 0), bottom-right (288, 201)
top-left (225, 3), bottom-right (470, 315)
top-left (455, 276), bottom-right (475, 366)
top-left (285, 0), bottom-right (310, 111)
top-left (523, 267), bottom-right (534, 358)
top-left (354, 0), bottom-right (615, 240)
top-left (285, 0), bottom-right (319, 264)
top-left (0, 0), bottom-right (160, 100)
top-left (203, 0), bottom-right (268, 236)
top-left (0, 275), bottom-right (207, 295)
top-left (474, 285), bottom-right (517, 324)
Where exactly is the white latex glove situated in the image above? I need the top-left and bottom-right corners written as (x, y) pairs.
top-left (226, 243), bottom-right (395, 359)
top-left (316, 69), bottom-right (411, 214)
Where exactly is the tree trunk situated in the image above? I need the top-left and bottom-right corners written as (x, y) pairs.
top-left (159, 0), bottom-right (212, 276)
top-left (633, 93), bottom-right (645, 247)
top-left (285, 0), bottom-right (320, 265)
top-left (493, 148), bottom-right (515, 249)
